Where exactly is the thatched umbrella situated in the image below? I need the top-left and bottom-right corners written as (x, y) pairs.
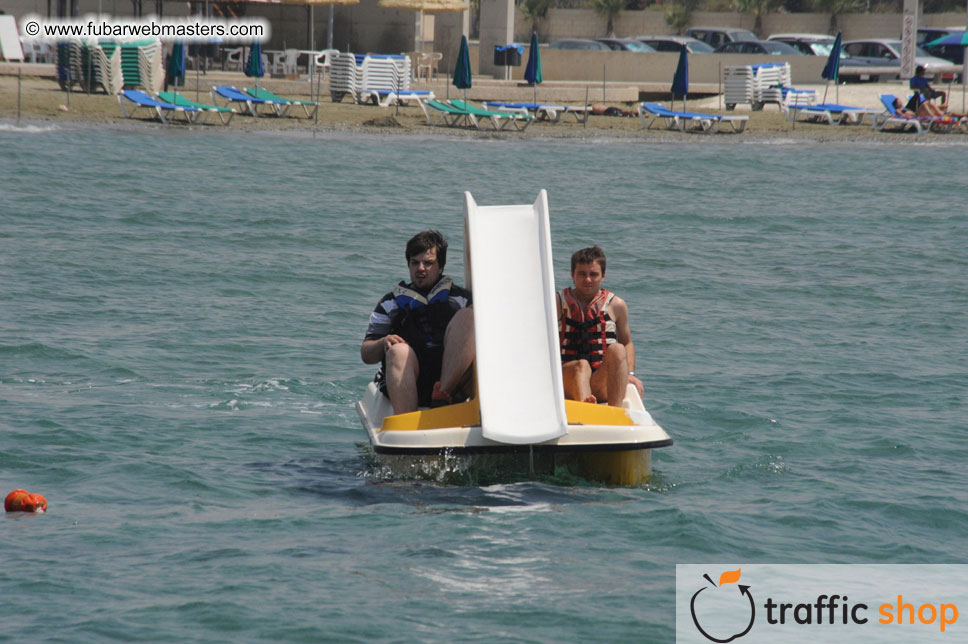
top-left (378, 0), bottom-right (469, 54)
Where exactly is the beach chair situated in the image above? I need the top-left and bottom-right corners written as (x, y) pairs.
top-left (638, 102), bottom-right (748, 134)
top-left (158, 91), bottom-right (236, 125)
top-left (118, 89), bottom-right (198, 124)
top-left (785, 102), bottom-right (880, 126)
top-left (424, 99), bottom-right (480, 129)
top-left (362, 89), bottom-right (434, 109)
top-left (212, 86), bottom-right (291, 117)
top-left (872, 94), bottom-right (940, 134)
top-left (245, 87), bottom-right (317, 118)
top-left (448, 99), bottom-right (533, 131)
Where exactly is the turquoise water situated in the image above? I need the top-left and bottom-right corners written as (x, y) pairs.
top-left (1, 123), bottom-right (966, 643)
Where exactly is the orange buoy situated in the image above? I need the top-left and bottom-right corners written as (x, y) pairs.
top-left (4, 489), bottom-right (48, 513)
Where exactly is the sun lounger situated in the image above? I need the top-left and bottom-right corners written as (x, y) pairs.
top-left (448, 99), bottom-right (533, 131)
top-left (483, 101), bottom-right (588, 124)
top-left (211, 85), bottom-right (290, 117)
top-left (157, 92), bottom-right (236, 125)
top-left (362, 89), bottom-right (434, 108)
top-left (871, 94), bottom-right (963, 134)
top-left (638, 102), bottom-right (748, 134)
top-left (785, 102), bottom-right (880, 126)
top-left (118, 89), bottom-right (197, 124)
top-left (424, 98), bottom-right (480, 129)
top-left (245, 87), bottom-right (317, 118)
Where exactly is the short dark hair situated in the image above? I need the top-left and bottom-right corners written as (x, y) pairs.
top-left (406, 230), bottom-right (447, 270)
top-left (915, 65), bottom-right (926, 76)
top-left (571, 245), bottom-right (606, 273)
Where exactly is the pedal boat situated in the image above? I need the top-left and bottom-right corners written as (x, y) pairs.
top-left (356, 190), bottom-right (672, 485)
top-left (356, 382), bottom-right (672, 485)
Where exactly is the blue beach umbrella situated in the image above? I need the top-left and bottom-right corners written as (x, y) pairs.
top-left (524, 31), bottom-right (542, 105)
top-left (821, 31), bottom-right (842, 104)
top-left (245, 40), bottom-right (264, 93)
top-left (671, 45), bottom-right (688, 111)
top-left (926, 31), bottom-right (968, 47)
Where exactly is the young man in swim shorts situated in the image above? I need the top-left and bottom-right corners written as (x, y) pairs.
top-left (361, 230), bottom-right (474, 415)
top-left (558, 245), bottom-right (644, 407)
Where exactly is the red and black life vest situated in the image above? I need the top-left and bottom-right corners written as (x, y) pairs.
top-left (559, 287), bottom-right (616, 370)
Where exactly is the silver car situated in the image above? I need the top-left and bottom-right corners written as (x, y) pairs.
top-left (841, 39), bottom-right (961, 80)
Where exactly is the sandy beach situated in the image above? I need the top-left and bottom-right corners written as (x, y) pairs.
top-left (2, 68), bottom-right (967, 143)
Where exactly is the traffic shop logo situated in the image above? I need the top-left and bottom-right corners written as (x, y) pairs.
top-left (690, 569), bottom-right (755, 643)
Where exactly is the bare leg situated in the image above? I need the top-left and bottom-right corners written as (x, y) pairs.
top-left (590, 343), bottom-right (629, 407)
top-left (385, 342), bottom-right (419, 414)
top-left (562, 359), bottom-right (596, 403)
top-left (437, 308), bottom-right (475, 399)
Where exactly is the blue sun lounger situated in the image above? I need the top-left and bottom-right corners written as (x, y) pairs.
top-left (638, 102), bottom-right (748, 133)
top-left (118, 89), bottom-right (198, 124)
top-left (871, 94), bottom-right (964, 134)
top-left (211, 86), bottom-right (291, 117)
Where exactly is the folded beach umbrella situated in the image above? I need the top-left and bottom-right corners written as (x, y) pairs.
top-left (524, 31), bottom-right (542, 105)
top-left (166, 40), bottom-right (186, 92)
top-left (821, 31), bottom-right (842, 104)
top-left (671, 45), bottom-right (688, 111)
top-left (245, 40), bottom-right (264, 92)
top-left (453, 34), bottom-right (471, 98)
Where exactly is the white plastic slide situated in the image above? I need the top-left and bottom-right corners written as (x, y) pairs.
top-left (0, 16), bottom-right (25, 62)
top-left (463, 190), bottom-right (568, 444)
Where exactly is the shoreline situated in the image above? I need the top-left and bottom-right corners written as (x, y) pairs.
top-left (2, 74), bottom-right (967, 144)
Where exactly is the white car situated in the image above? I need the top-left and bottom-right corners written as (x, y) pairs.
top-left (842, 38), bottom-right (961, 80)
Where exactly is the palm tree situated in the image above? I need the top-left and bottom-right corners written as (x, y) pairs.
top-left (592, 0), bottom-right (625, 37)
top-left (815, 0), bottom-right (862, 35)
top-left (736, 0), bottom-right (782, 37)
top-left (519, 0), bottom-right (551, 37)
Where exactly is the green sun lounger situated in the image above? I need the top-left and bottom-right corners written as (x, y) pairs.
top-left (245, 87), bottom-right (318, 118)
top-left (157, 92), bottom-right (236, 125)
top-left (448, 99), bottom-right (533, 131)
top-left (424, 98), bottom-right (480, 129)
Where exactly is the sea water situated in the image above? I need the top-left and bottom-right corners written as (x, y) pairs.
top-left (1, 124), bottom-right (966, 643)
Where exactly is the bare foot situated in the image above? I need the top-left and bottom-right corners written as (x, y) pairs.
top-left (432, 381), bottom-right (452, 406)
top-left (583, 395), bottom-right (597, 404)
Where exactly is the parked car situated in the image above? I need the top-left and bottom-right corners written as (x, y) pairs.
top-left (595, 38), bottom-right (656, 52)
top-left (685, 27), bottom-right (757, 48)
top-left (548, 39), bottom-right (610, 51)
top-left (713, 40), bottom-right (803, 55)
top-left (767, 33), bottom-right (837, 56)
top-left (842, 39), bottom-right (961, 80)
top-left (917, 27), bottom-right (966, 65)
top-left (767, 33), bottom-right (877, 82)
top-left (634, 35), bottom-right (714, 53)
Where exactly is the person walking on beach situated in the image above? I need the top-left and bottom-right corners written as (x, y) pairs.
top-left (361, 230), bottom-right (474, 415)
top-left (558, 246), bottom-right (643, 407)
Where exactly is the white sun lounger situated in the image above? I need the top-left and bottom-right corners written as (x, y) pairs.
top-left (638, 102), bottom-right (748, 133)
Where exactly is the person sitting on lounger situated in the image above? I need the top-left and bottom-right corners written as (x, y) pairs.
top-left (361, 230), bottom-right (474, 415)
top-left (892, 97), bottom-right (917, 117)
top-left (910, 65), bottom-right (946, 105)
top-left (558, 246), bottom-right (643, 407)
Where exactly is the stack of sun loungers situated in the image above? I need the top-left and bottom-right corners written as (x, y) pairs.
top-left (638, 102), bottom-right (748, 134)
top-left (55, 40), bottom-right (123, 95)
top-left (329, 52), bottom-right (361, 103)
top-left (330, 52), bottom-right (412, 104)
top-left (724, 62), bottom-right (792, 110)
